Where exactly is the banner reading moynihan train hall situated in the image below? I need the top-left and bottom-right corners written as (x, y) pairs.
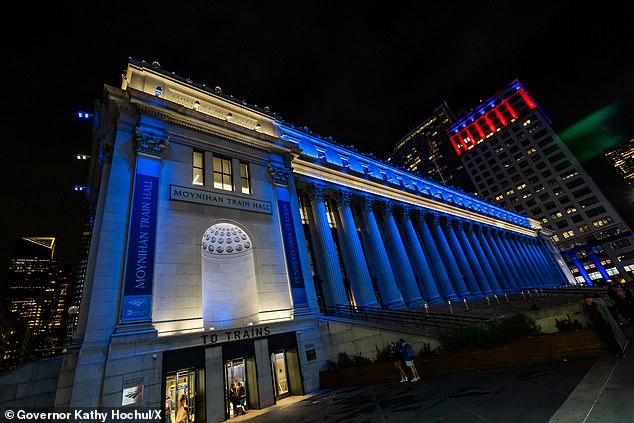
top-left (121, 156), bottom-right (160, 322)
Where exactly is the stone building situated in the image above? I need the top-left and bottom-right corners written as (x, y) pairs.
top-left (53, 59), bottom-right (570, 421)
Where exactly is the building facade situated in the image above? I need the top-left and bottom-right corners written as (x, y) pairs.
top-left (388, 103), bottom-right (477, 195)
top-left (449, 80), bottom-right (634, 284)
top-left (55, 60), bottom-right (570, 421)
top-left (1, 237), bottom-right (70, 370)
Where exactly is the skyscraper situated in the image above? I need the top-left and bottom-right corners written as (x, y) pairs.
top-left (388, 103), bottom-right (477, 195)
top-left (1, 237), bottom-right (71, 369)
top-left (448, 80), bottom-right (634, 285)
top-left (605, 137), bottom-right (634, 186)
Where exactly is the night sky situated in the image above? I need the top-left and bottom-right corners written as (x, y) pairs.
top-left (3, 2), bottom-right (633, 278)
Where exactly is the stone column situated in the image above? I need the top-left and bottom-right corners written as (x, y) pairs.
top-left (466, 223), bottom-right (502, 294)
top-left (400, 207), bottom-right (443, 303)
top-left (382, 202), bottom-right (423, 307)
top-left (444, 216), bottom-right (482, 297)
top-left (486, 228), bottom-right (521, 290)
top-left (517, 236), bottom-right (550, 286)
top-left (429, 213), bottom-right (469, 298)
top-left (335, 192), bottom-right (380, 308)
top-left (527, 239), bottom-right (558, 285)
top-left (415, 211), bottom-right (458, 301)
top-left (455, 220), bottom-right (493, 296)
top-left (496, 230), bottom-right (531, 289)
top-left (507, 234), bottom-right (542, 288)
top-left (474, 225), bottom-right (511, 291)
top-left (537, 237), bottom-right (569, 286)
top-left (359, 197), bottom-right (404, 309)
top-left (308, 184), bottom-right (349, 307)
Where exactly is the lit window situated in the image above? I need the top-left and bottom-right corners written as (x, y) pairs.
top-left (193, 150), bottom-right (204, 186)
top-left (552, 234), bottom-right (560, 242)
top-left (240, 161), bottom-right (251, 194)
top-left (606, 267), bottom-right (620, 276)
top-left (213, 156), bottom-right (233, 191)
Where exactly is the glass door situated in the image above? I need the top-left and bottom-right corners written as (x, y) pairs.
top-left (165, 368), bottom-right (197, 423)
top-left (271, 351), bottom-right (289, 399)
top-left (224, 358), bottom-right (246, 418)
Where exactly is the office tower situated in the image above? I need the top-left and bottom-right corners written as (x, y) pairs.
top-left (449, 80), bottom-right (634, 284)
top-left (1, 237), bottom-right (71, 368)
top-left (605, 137), bottom-right (634, 186)
top-left (388, 103), bottom-right (477, 195)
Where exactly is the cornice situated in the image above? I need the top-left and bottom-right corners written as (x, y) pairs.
top-left (292, 159), bottom-right (539, 237)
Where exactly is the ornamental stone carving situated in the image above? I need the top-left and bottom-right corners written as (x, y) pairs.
top-left (268, 164), bottom-right (291, 186)
top-left (202, 223), bottom-right (251, 255)
top-left (134, 127), bottom-right (169, 157)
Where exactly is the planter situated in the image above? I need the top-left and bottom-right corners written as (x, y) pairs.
top-left (319, 328), bottom-right (608, 388)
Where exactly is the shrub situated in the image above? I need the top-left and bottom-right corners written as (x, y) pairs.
top-left (326, 351), bottom-right (372, 370)
top-left (555, 315), bottom-right (583, 332)
top-left (437, 313), bottom-right (540, 353)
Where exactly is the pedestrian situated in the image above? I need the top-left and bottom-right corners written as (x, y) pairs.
top-left (389, 341), bottom-right (408, 382)
top-left (237, 379), bottom-right (247, 414)
top-left (399, 338), bottom-right (421, 382)
top-left (165, 395), bottom-right (173, 423)
top-left (610, 286), bottom-right (634, 323)
top-left (228, 382), bottom-right (241, 417)
top-left (175, 394), bottom-right (188, 423)
top-left (582, 293), bottom-right (626, 358)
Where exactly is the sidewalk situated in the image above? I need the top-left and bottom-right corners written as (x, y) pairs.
top-left (240, 323), bottom-right (633, 423)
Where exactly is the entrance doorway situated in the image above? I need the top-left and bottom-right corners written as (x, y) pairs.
top-left (165, 368), bottom-right (202, 423)
top-left (271, 351), bottom-right (289, 400)
top-left (225, 359), bottom-right (247, 418)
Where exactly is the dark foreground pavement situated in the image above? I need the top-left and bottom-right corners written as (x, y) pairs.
top-left (233, 325), bottom-right (633, 423)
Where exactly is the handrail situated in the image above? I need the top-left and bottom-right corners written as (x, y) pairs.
top-left (323, 304), bottom-right (488, 333)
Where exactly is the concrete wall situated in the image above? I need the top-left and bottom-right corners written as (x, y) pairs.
top-left (0, 356), bottom-right (63, 407)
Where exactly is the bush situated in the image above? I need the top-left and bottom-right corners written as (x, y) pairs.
top-left (326, 351), bottom-right (372, 370)
top-left (555, 315), bottom-right (583, 332)
top-left (437, 313), bottom-right (540, 353)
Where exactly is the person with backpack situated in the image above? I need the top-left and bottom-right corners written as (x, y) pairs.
top-left (399, 338), bottom-right (421, 382)
top-left (389, 341), bottom-right (408, 382)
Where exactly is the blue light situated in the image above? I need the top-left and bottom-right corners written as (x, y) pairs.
top-left (77, 111), bottom-right (93, 119)
top-left (74, 185), bottom-right (86, 192)
top-left (155, 86), bottom-right (163, 96)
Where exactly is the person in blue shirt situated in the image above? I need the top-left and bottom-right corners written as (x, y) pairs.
top-left (399, 338), bottom-right (421, 382)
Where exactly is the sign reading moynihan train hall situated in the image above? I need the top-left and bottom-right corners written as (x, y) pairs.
top-left (170, 184), bottom-right (272, 214)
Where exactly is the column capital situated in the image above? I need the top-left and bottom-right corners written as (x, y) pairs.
top-left (429, 212), bottom-right (441, 226)
top-left (134, 127), bottom-right (169, 158)
top-left (338, 190), bottom-right (353, 206)
top-left (400, 205), bottom-right (412, 221)
top-left (384, 201), bottom-right (394, 216)
top-left (308, 183), bottom-right (326, 202)
top-left (267, 163), bottom-right (291, 186)
top-left (360, 195), bottom-right (376, 210)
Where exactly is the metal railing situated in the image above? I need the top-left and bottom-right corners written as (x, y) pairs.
top-left (323, 304), bottom-right (488, 333)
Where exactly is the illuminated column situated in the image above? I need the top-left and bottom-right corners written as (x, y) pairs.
top-left (359, 197), bottom-right (404, 309)
top-left (382, 202), bottom-right (423, 307)
top-left (572, 257), bottom-right (591, 285)
top-left (489, 228), bottom-right (522, 290)
top-left (517, 237), bottom-right (550, 286)
top-left (455, 220), bottom-right (493, 296)
top-left (400, 207), bottom-right (442, 303)
top-left (429, 213), bottom-right (469, 298)
top-left (507, 234), bottom-right (542, 288)
top-left (474, 225), bottom-right (512, 291)
top-left (496, 230), bottom-right (531, 289)
top-left (335, 192), bottom-right (380, 308)
top-left (589, 251), bottom-right (610, 281)
top-left (415, 210), bottom-right (458, 301)
top-left (308, 184), bottom-right (349, 307)
top-left (465, 223), bottom-right (502, 295)
top-left (524, 238), bottom-right (552, 286)
top-left (527, 238), bottom-right (553, 286)
top-left (444, 216), bottom-right (482, 297)
top-left (537, 237), bottom-right (570, 286)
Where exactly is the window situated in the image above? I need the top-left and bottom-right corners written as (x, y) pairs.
top-left (213, 156), bottom-right (233, 191)
top-left (240, 161), bottom-right (251, 194)
top-left (193, 150), bottom-right (204, 185)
